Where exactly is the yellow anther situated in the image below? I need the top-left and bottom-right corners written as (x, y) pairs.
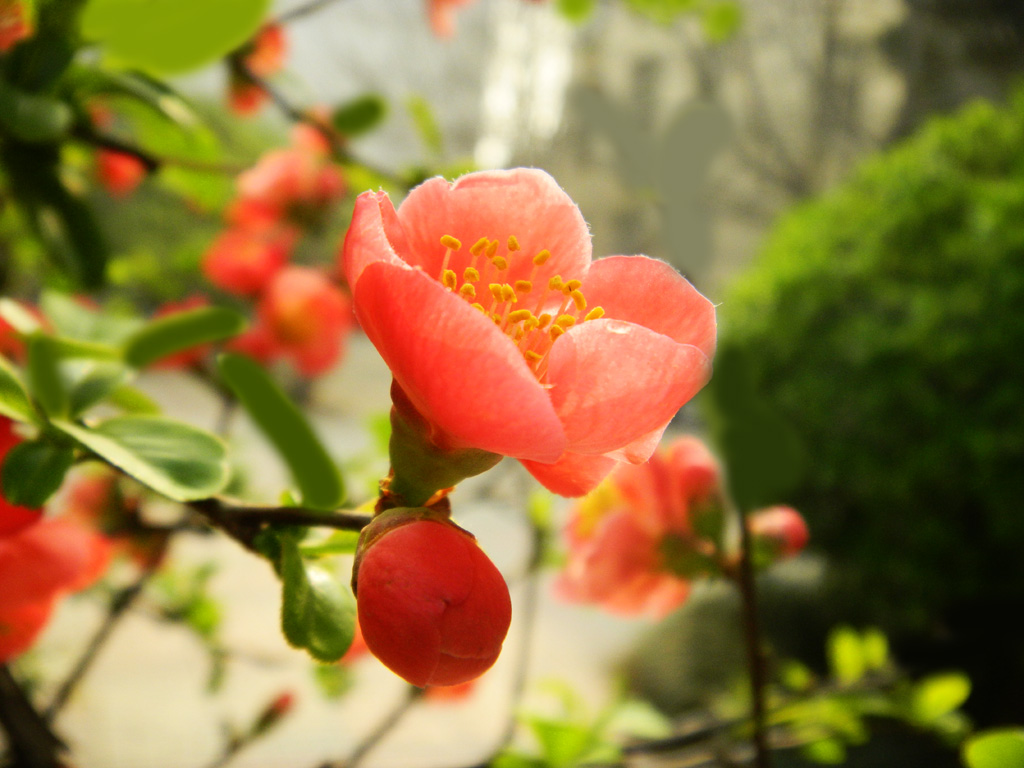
top-left (486, 240), bottom-right (499, 258)
top-left (584, 306), bottom-right (605, 321)
top-left (440, 235), bottom-right (462, 250)
top-left (489, 284), bottom-right (504, 301)
top-left (515, 279), bottom-right (533, 294)
top-left (556, 314), bottom-right (577, 328)
top-left (470, 237), bottom-right (489, 256)
top-left (524, 317), bottom-right (539, 332)
top-left (565, 279), bottom-right (582, 291)
top-left (442, 270), bottom-right (458, 290)
top-left (471, 303), bottom-right (486, 313)
top-left (493, 256), bottom-right (509, 270)
top-left (570, 289), bottom-right (587, 311)
top-left (507, 235), bottom-right (521, 252)
top-left (492, 314), bottom-right (502, 325)
top-left (464, 267), bottom-right (480, 282)
top-left (533, 249), bottom-right (551, 266)
top-left (525, 350), bottom-right (544, 362)
top-left (550, 325), bottom-right (566, 340)
top-left (459, 283), bottom-right (477, 299)
top-left (514, 328), bottom-right (525, 341)
top-left (537, 313), bottom-right (552, 330)
top-left (548, 275), bottom-right (564, 291)
top-left (501, 284), bottom-right (517, 303)
top-left (508, 309), bottom-right (532, 324)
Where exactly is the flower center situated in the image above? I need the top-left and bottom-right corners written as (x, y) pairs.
top-left (436, 234), bottom-right (604, 382)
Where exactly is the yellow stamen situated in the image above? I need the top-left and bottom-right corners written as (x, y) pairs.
top-left (514, 328), bottom-right (525, 341)
top-left (464, 267), bottom-right (480, 283)
top-left (525, 350), bottom-right (543, 363)
top-left (489, 284), bottom-right (504, 302)
top-left (515, 279), bottom-right (532, 294)
top-left (486, 240), bottom-right (499, 258)
top-left (459, 283), bottom-right (476, 299)
top-left (570, 289), bottom-right (586, 311)
top-left (584, 306), bottom-right (605, 321)
top-left (501, 284), bottom-right (517, 303)
top-left (492, 314), bottom-right (502, 325)
top-left (507, 235), bottom-right (521, 252)
top-left (442, 270), bottom-right (458, 290)
top-left (440, 235), bottom-right (462, 251)
top-left (548, 275), bottom-right (564, 292)
top-left (471, 303), bottom-right (486, 313)
top-left (470, 237), bottom-right (489, 256)
top-left (508, 309), bottom-right (532, 324)
top-left (537, 313), bottom-right (552, 330)
top-left (523, 317), bottom-right (539, 332)
top-left (493, 256), bottom-right (509, 271)
top-left (563, 279), bottom-right (582, 294)
top-left (533, 249), bottom-right (551, 266)
top-left (550, 325), bottom-right (566, 341)
top-left (556, 314), bottom-right (577, 328)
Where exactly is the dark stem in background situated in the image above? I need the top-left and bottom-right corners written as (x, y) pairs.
top-left (735, 507), bottom-right (770, 768)
top-left (275, 0), bottom-right (350, 25)
top-left (325, 686), bottom-right (424, 768)
top-left (0, 666), bottom-right (64, 768)
top-left (44, 567), bottom-right (156, 722)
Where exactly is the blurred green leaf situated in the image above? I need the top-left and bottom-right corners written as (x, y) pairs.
top-left (312, 663), bottom-right (354, 700)
top-left (53, 415), bottom-right (230, 501)
top-left (40, 290), bottom-right (142, 344)
top-left (963, 729), bottom-right (1024, 768)
top-left (332, 94), bottom-right (387, 137)
top-left (827, 626), bottom-right (865, 686)
top-left (124, 307), bottom-right (245, 369)
top-left (280, 537), bottom-right (355, 662)
top-left (67, 66), bottom-right (202, 127)
top-left (802, 737), bottom-right (846, 764)
top-left (0, 300), bottom-right (43, 335)
top-left (556, 0), bottom-right (596, 23)
top-left (1, 438), bottom-right (74, 508)
top-left (0, 356), bottom-right (37, 424)
top-left (406, 94), bottom-right (443, 157)
top-left (106, 384), bottom-right (161, 415)
top-left (218, 353), bottom-right (344, 510)
top-left (300, 530), bottom-right (360, 558)
top-left (81, 0), bottom-right (271, 74)
top-left (861, 628), bottom-right (889, 671)
top-left (701, 1), bottom-right (742, 42)
top-left (65, 359), bottom-right (130, 417)
top-left (528, 718), bottom-right (595, 768)
top-left (27, 335), bottom-right (68, 417)
top-left (911, 673), bottom-right (971, 723)
top-left (492, 753), bottom-right (546, 768)
top-left (0, 79), bottom-right (72, 143)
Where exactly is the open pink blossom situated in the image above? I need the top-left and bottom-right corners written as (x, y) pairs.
top-left (202, 226), bottom-right (295, 296)
top-left (0, 517), bottom-right (111, 661)
top-left (341, 169), bottom-right (716, 496)
top-left (557, 436), bottom-right (722, 617)
top-left (257, 266), bottom-right (353, 376)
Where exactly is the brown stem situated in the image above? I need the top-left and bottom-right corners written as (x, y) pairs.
top-left (274, 0), bottom-right (349, 25)
top-left (319, 686), bottom-right (424, 768)
top-left (735, 508), bottom-right (771, 768)
top-left (73, 127), bottom-right (248, 175)
top-left (0, 665), bottom-right (64, 768)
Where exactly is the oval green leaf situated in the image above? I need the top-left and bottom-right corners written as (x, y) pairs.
top-left (0, 80), bottom-right (73, 143)
top-left (331, 94), bottom-right (387, 137)
top-left (280, 538), bottom-right (355, 662)
top-left (81, 0), bottom-right (271, 74)
top-left (911, 672), bottom-right (971, 723)
top-left (218, 353), bottom-right (344, 510)
top-left (52, 416), bottom-right (230, 501)
top-left (1, 439), bottom-right (75, 508)
top-left (0, 356), bottom-right (37, 424)
top-left (27, 335), bottom-right (69, 418)
top-left (124, 307), bottom-right (246, 369)
top-left (963, 729), bottom-right (1024, 768)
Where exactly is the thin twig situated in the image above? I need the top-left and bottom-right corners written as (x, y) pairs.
top-left (73, 127), bottom-right (249, 175)
top-left (734, 507), bottom-right (770, 768)
top-left (0, 665), bottom-right (64, 768)
top-left (321, 686), bottom-right (424, 768)
top-left (275, 0), bottom-right (350, 25)
top-left (43, 569), bottom-right (155, 722)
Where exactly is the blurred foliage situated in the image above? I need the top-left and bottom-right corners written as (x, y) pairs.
top-left (712, 89), bottom-right (1024, 722)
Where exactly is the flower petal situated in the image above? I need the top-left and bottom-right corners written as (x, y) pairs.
top-left (521, 451), bottom-right (618, 497)
top-left (353, 261), bottom-right (566, 462)
top-left (395, 169), bottom-right (592, 286)
top-left (341, 190), bottom-right (410, 290)
top-left (581, 255), bottom-right (717, 359)
top-left (546, 319), bottom-right (712, 456)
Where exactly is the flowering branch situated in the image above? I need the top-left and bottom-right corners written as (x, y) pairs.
top-left (72, 126), bottom-right (249, 175)
top-left (0, 665), bottom-right (64, 768)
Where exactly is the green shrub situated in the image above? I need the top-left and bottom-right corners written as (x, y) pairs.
top-left (714, 91), bottom-right (1024, 716)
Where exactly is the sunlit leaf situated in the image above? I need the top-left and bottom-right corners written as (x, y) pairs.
top-left (406, 94), bottom-right (442, 157)
top-left (280, 537), bottom-right (355, 662)
top-left (827, 626), bottom-right (865, 686)
top-left (53, 416), bottom-right (230, 501)
top-left (556, 0), bottom-right (596, 23)
top-left (27, 335), bottom-right (68, 417)
top-left (0, 356), bottom-right (37, 424)
top-left (963, 729), bottom-right (1024, 768)
top-left (124, 307), bottom-right (246, 369)
top-left (911, 673), bottom-right (971, 723)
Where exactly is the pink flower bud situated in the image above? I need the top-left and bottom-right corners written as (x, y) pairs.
top-left (748, 505), bottom-right (809, 559)
top-left (354, 516), bottom-right (511, 687)
top-left (96, 149), bottom-right (147, 198)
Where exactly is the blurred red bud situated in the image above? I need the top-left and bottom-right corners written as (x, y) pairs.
top-left (748, 505), bottom-right (809, 559)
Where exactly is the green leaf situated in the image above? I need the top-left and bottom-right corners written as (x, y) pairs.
top-left (0, 78), bottom-right (72, 143)
top-left (106, 384), bottom-right (161, 415)
top-left (827, 626), bottom-right (865, 686)
top-left (300, 530), bottom-right (360, 558)
top-left (0, 356), bottom-right (37, 424)
top-left (332, 94), bottom-right (388, 137)
top-left (556, 0), bottom-right (596, 22)
top-left (65, 360), bottom-right (131, 417)
top-left (911, 673), bottom-right (971, 723)
top-left (81, 0), bottom-right (271, 74)
top-left (802, 738), bottom-right (846, 764)
top-left (52, 416), bottom-right (230, 501)
top-left (27, 335), bottom-right (68, 417)
top-left (218, 353), bottom-right (344, 510)
top-left (406, 94), bottom-right (443, 157)
top-left (40, 290), bottom-right (142, 344)
top-left (66, 66), bottom-right (202, 128)
top-left (124, 307), bottom-right (246, 369)
top-left (1, 439), bottom-right (74, 508)
top-left (0, 299), bottom-right (43, 335)
top-left (312, 663), bottom-right (354, 700)
top-left (963, 729), bottom-right (1024, 768)
top-left (280, 538), bottom-right (355, 662)
top-left (861, 627), bottom-right (889, 671)
top-left (528, 718), bottom-right (595, 768)
top-left (701, 1), bottom-right (742, 43)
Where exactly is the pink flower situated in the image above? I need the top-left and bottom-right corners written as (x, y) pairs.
top-left (202, 226), bottom-right (295, 296)
top-left (427, 0), bottom-right (475, 37)
top-left (557, 437), bottom-right (722, 617)
top-left (0, 517), bottom-right (112, 661)
top-left (354, 516), bottom-right (511, 687)
top-left (748, 506), bottom-right (809, 560)
top-left (0, 417), bottom-right (42, 538)
top-left (341, 169), bottom-right (716, 496)
top-left (257, 266), bottom-right (353, 376)
top-left (227, 23), bottom-right (286, 116)
top-left (96, 149), bottom-right (147, 198)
